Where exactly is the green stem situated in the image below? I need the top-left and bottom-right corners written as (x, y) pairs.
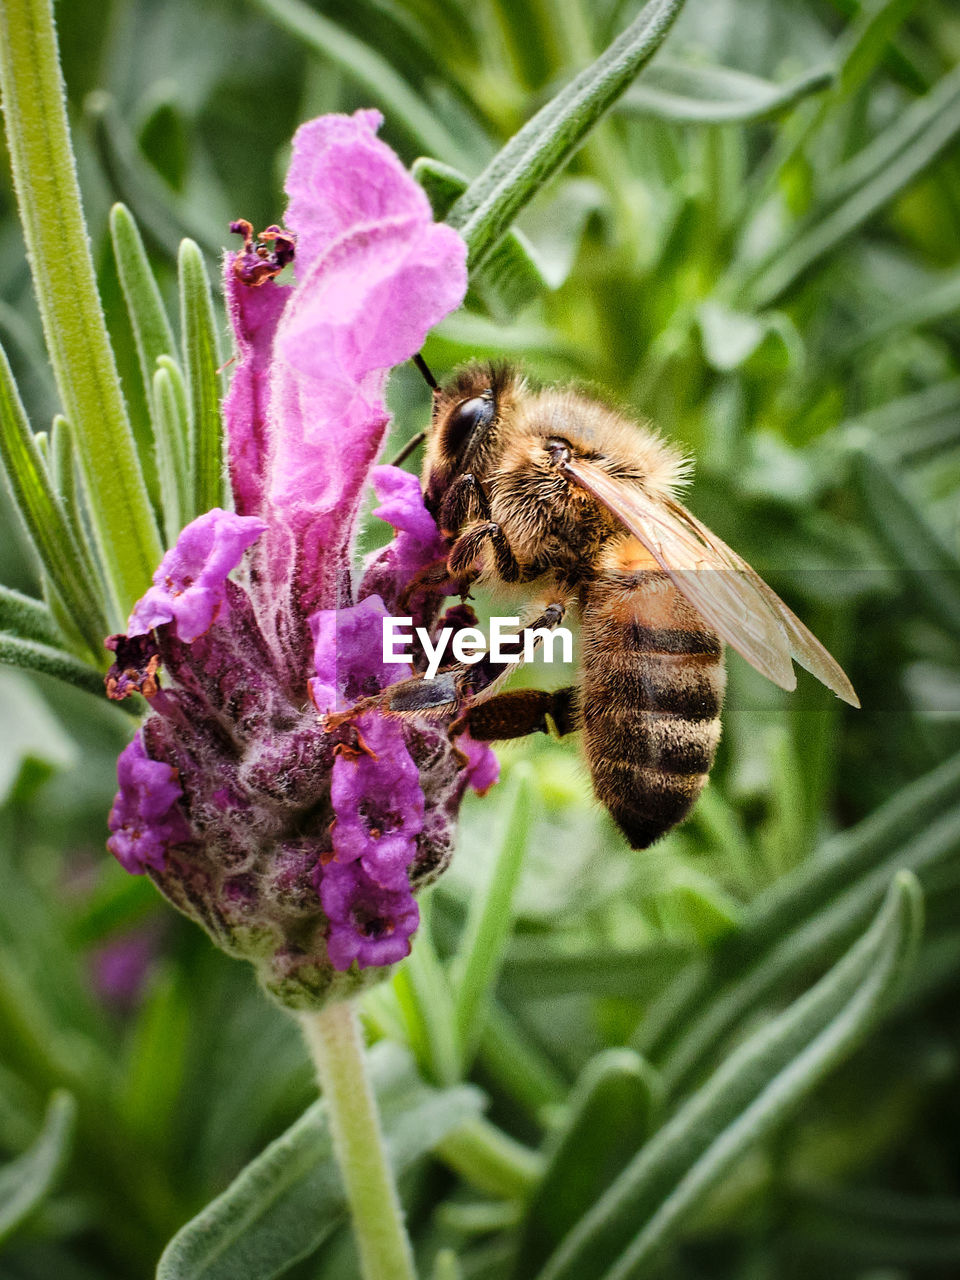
top-left (300, 1002), bottom-right (418, 1280)
top-left (0, 0), bottom-right (162, 616)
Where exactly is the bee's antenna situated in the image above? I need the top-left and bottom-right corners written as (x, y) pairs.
top-left (389, 431), bottom-right (427, 467)
top-left (412, 352), bottom-right (438, 391)
top-left (389, 353), bottom-right (437, 467)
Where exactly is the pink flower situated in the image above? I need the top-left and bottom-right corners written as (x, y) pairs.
top-left (104, 111), bottom-right (497, 1005)
top-left (126, 508), bottom-right (267, 643)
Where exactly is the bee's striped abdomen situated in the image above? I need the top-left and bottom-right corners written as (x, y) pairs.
top-left (579, 544), bottom-right (726, 849)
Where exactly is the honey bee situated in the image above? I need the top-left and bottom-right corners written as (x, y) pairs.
top-left (359, 360), bottom-right (859, 849)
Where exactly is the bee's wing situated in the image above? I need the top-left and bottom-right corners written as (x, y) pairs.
top-left (563, 457), bottom-right (859, 707)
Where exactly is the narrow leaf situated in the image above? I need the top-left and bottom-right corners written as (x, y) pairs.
top-left (620, 60), bottom-right (833, 123)
top-left (0, 634), bottom-right (112, 700)
top-left (156, 1043), bottom-right (482, 1280)
top-left (89, 98), bottom-right (221, 256)
top-left (640, 749), bottom-right (960, 1063)
top-left (447, 0), bottom-right (686, 269)
top-left (434, 1115), bottom-right (543, 1201)
top-left (515, 1050), bottom-right (662, 1278)
top-left (537, 875), bottom-right (922, 1280)
top-left (853, 449), bottom-right (960, 637)
top-left (0, 345), bottom-right (111, 652)
top-left (179, 240), bottom-right (224, 519)
top-left (0, 0), bottom-right (163, 610)
top-left (392, 898), bottom-right (461, 1088)
top-left (847, 271), bottom-right (960, 353)
top-left (453, 766), bottom-right (533, 1068)
top-left (478, 1001), bottom-right (568, 1121)
top-left (840, 379), bottom-right (960, 464)
top-left (790, 1183), bottom-right (960, 1266)
top-left (110, 203), bottom-right (177, 405)
top-left (153, 363), bottom-right (191, 546)
top-left (432, 1249), bottom-right (463, 1280)
top-left (747, 62), bottom-right (960, 306)
top-left (251, 0), bottom-right (461, 165)
top-left (0, 1091), bottom-right (76, 1245)
top-left (415, 158), bottom-right (549, 318)
top-left (0, 585), bottom-right (61, 647)
top-left (502, 940), bottom-right (694, 1002)
top-left (50, 415), bottom-right (106, 596)
top-left (653, 798), bottom-right (959, 1091)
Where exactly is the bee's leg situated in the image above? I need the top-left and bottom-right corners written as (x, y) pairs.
top-left (438, 472), bottom-right (490, 534)
top-left (454, 685), bottom-right (579, 742)
top-left (324, 599), bottom-right (567, 733)
top-left (448, 521), bottom-right (520, 582)
top-left (323, 669), bottom-right (463, 732)
top-left (398, 556), bottom-right (461, 611)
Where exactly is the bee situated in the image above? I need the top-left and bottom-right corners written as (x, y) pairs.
top-left (358, 360), bottom-right (859, 849)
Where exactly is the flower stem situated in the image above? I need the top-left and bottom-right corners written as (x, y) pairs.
top-left (301, 1001), bottom-right (418, 1280)
top-left (0, 0), bottom-right (162, 617)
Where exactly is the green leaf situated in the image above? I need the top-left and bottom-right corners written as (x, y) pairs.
top-left (747, 62), bottom-right (960, 306)
top-left (0, 345), bottom-right (111, 653)
top-left (0, 1091), bottom-right (76, 1245)
top-left (452, 765), bottom-right (533, 1069)
top-left (391, 897), bottom-right (460, 1088)
top-left (88, 97), bottom-right (221, 257)
top-left (414, 158), bottom-right (548, 319)
top-left (446, 0), bottom-right (687, 270)
top-left (0, 585), bottom-right (61, 647)
top-left (156, 1043), bottom-right (483, 1280)
top-left (0, 633), bottom-right (112, 700)
top-left (477, 1001), bottom-right (568, 1121)
top-left (651, 796), bottom-right (959, 1093)
top-left (110, 204), bottom-right (177, 408)
top-left (834, 0), bottom-right (921, 100)
top-left (251, 0), bottom-right (461, 165)
top-left (514, 1050), bottom-right (662, 1278)
top-left (502, 940), bottom-right (694, 1002)
top-left (839, 379), bottom-right (960, 464)
top-left (153, 362), bottom-right (191, 546)
top-left (0, 0), bottom-right (163, 611)
top-left (852, 448), bottom-right (960, 637)
top-left (536, 874), bottom-right (922, 1280)
top-left (179, 240), bottom-right (224, 520)
top-left (846, 270), bottom-right (960, 353)
top-left (639, 749), bottom-right (960, 1075)
top-left (697, 301), bottom-right (766, 371)
top-left (619, 60), bottom-right (833, 123)
top-left (49, 415), bottom-right (106, 597)
top-left (434, 1115), bottom-right (543, 1201)
top-left (432, 1249), bottom-right (463, 1280)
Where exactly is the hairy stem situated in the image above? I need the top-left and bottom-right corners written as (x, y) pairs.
top-left (301, 1001), bottom-right (417, 1280)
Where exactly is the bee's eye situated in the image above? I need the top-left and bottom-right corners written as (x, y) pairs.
top-left (443, 393), bottom-right (494, 457)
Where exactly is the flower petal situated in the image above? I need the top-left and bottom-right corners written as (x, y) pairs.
top-left (127, 508), bottom-right (267, 643)
top-left (308, 594), bottom-right (407, 713)
top-left (259, 110), bottom-right (467, 628)
top-left (222, 270), bottom-right (290, 517)
top-left (107, 735), bottom-right (190, 874)
top-left (285, 109), bottom-right (429, 277)
top-left (330, 711), bottom-right (425, 888)
top-left (319, 859), bottom-right (420, 971)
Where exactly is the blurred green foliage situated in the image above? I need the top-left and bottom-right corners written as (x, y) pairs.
top-left (0, 0), bottom-right (959, 1277)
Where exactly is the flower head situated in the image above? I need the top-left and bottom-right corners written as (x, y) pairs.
top-left (105, 110), bottom-right (497, 1008)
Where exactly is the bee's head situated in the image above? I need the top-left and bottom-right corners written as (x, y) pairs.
top-left (422, 361), bottom-right (521, 515)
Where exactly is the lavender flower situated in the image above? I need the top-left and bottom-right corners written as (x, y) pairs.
top-left (104, 110), bottom-right (497, 1009)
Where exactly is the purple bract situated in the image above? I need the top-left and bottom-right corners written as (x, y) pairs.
top-left (104, 110), bottom-right (497, 1009)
